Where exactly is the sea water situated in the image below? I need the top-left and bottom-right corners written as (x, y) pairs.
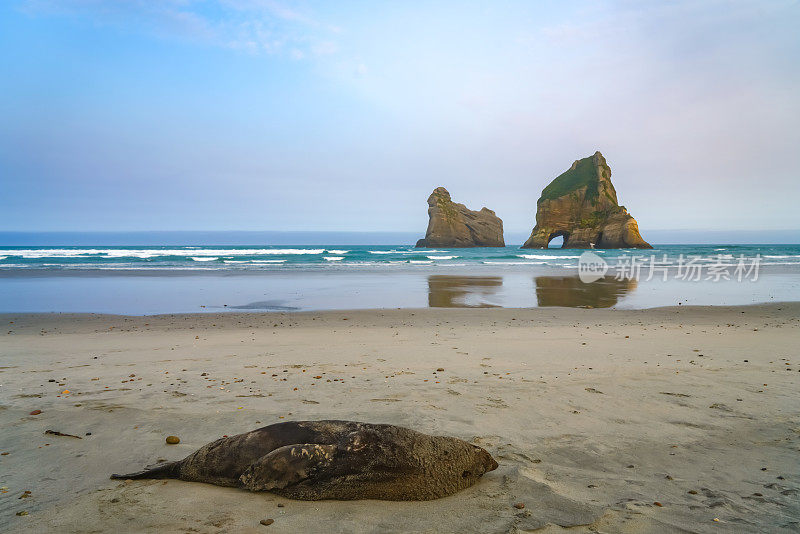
top-left (1, 244), bottom-right (799, 314)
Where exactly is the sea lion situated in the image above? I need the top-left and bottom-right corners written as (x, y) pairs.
top-left (110, 420), bottom-right (498, 500)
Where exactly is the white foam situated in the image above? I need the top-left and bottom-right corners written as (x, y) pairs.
top-left (369, 249), bottom-right (441, 254)
top-left (409, 260), bottom-right (433, 264)
top-left (325, 250), bottom-right (349, 254)
top-left (2, 248), bottom-right (326, 259)
top-left (0, 256), bottom-right (6, 260)
top-left (324, 256), bottom-right (344, 261)
top-left (223, 259), bottom-right (292, 264)
top-left (190, 257), bottom-right (218, 262)
top-left (517, 254), bottom-right (581, 260)
top-left (427, 255), bottom-right (458, 260)
top-left (483, 261), bottom-right (547, 265)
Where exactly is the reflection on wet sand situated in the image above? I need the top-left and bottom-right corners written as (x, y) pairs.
top-left (428, 276), bottom-right (502, 308)
top-left (535, 276), bottom-right (637, 308)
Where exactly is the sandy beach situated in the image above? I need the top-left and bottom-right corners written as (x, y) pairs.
top-left (1, 304), bottom-right (798, 533)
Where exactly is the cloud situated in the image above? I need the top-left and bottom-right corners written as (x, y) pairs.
top-left (7, 0), bottom-right (800, 232)
top-left (20, 0), bottom-right (340, 57)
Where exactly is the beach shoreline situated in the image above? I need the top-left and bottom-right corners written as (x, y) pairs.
top-left (2, 269), bottom-right (799, 314)
top-left (1, 304), bottom-right (799, 532)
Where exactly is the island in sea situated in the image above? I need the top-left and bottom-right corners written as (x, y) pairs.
top-left (415, 187), bottom-right (505, 248)
top-left (522, 151), bottom-right (652, 249)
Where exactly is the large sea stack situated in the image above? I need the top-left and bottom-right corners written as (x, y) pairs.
top-left (522, 152), bottom-right (652, 249)
top-left (416, 187), bottom-right (504, 248)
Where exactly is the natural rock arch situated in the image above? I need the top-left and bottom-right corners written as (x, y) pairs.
top-left (522, 152), bottom-right (651, 249)
top-left (546, 231), bottom-right (568, 248)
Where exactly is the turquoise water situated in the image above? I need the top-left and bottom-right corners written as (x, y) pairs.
top-left (1, 244), bottom-right (799, 271)
top-left (1, 244), bottom-right (798, 314)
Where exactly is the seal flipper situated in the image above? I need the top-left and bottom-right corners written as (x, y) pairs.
top-left (110, 460), bottom-right (181, 480)
top-left (239, 443), bottom-right (337, 491)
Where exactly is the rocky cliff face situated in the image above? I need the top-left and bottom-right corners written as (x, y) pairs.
top-left (522, 152), bottom-right (651, 249)
top-left (416, 187), bottom-right (505, 248)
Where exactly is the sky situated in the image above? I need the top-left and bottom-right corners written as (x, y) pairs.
top-left (1, 0), bottom-right (799, 235)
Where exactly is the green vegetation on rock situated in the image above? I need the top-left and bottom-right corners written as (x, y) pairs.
top-left (578, 207), bottom-right (621, 228)
top-left (435, 192), bottom-right (460, 225)
top-left (538, 156), bottom-right (600, 204)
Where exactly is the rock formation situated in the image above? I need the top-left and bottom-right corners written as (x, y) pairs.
top-left (416, 187), bottom-right (505, 248)
top-left (522, 152), bottom-right (652, 249)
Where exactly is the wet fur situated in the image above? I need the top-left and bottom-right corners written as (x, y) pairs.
top-left (111, 420), bottom-right (498, 500)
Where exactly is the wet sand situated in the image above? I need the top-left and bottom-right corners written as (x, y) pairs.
top-left (1, 304), bottom-right (799, 533)
top-left (3, 269), bottom-right (799, 314)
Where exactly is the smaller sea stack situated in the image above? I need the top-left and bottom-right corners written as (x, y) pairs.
top-left (416, 187), bottom-right (505, 248)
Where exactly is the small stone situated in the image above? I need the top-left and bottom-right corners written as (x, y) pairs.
top-left (165, 436), bottom-right (180, 445)
top-left (110, 498), bottom-right (120, 503)
top-left (653, 501), bottom-right (662, 507)
top-left (260, 518), bottom-right (275, 526)
top-left (436, 368), bottom-right (445, 372)
top-left (626, 465), bottom-right (635, 468)
top-left (687, 490), bottom-right (698, 495)
top-left (29, 410), bottom-right (42, 416)
top-left (16, 511), bottom-right (28, 516)
top-left (513, 502), bottom-right (525, 509)
top-left (277, 503), bottom-right (284, 507)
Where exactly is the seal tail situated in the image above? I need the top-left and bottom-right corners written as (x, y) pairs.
top-left (110, 461), bottom-right (181, 480)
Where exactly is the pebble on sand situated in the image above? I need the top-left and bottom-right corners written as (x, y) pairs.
top-left (513, 502), bottom-right (525, 509)
top-left (260, 518), bottom-right (275, 526)
top-left (29, 410), bottom-right (42, 415)
top-left (165, 436), bottom-right (180, 445)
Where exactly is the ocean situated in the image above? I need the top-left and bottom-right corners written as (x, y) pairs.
top-left (1, 243), bottom-right (799, 314)
top-left (2, 243), bottom-right (800, 270)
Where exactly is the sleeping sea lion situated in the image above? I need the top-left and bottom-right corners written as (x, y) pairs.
top-left (110, 420), bottom-right (498, 500)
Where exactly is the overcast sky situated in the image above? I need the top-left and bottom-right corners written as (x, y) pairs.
top-left (1, 0), bottom-right (799, 234)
